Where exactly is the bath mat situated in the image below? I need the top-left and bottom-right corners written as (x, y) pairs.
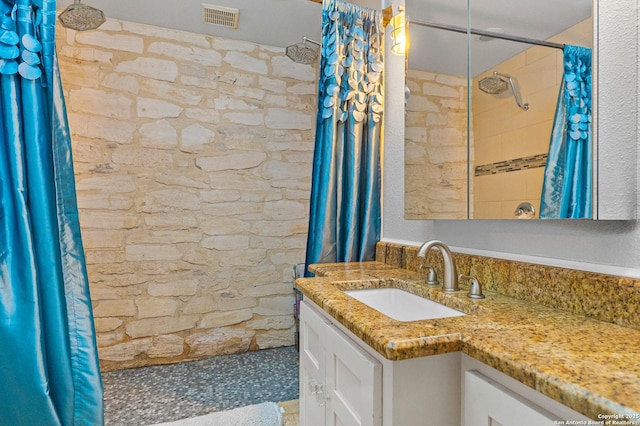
top-left (150, 401), bottom-right (283, 426)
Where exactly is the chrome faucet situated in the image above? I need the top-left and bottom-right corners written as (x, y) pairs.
top-left (417, 240), bottom-right (459, 292)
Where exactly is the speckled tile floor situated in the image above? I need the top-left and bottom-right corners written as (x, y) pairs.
top-left (103, 346), bottom-right (299, 425)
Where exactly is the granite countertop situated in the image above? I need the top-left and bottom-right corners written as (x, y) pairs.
top-left (295, 261), bottom-right (640, 421)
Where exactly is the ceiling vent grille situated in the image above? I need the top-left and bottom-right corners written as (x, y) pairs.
top-left (202, 4), bottom-right (240, 28)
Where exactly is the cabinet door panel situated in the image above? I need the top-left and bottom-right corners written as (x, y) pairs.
top-left (464, 370), bottom-right (560, 426)
top-left (300, 302), bottom-right (328, 426)
top-left (325, 322), bottom-right (382, 426)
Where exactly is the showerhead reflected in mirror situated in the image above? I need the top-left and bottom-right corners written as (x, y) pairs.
top-left (478, 73), bottom-right (509, 95)
top-left (403, 0), bottom-right (593, 220)
top-left (478, 71), bottom-right (529, 111)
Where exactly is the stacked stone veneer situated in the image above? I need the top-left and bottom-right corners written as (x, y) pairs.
top-left (404, 69), bottom-right (470, 219)
top-left (56, 18), bottom-right (317, 370)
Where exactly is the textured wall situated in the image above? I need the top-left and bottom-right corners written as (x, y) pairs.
top-left (404, 69), bottom-right (468, 219)
top-left (57, 18), bottom-right (317, 370)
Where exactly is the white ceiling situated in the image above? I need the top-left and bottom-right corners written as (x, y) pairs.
top-left (407, 0), bottom-right (592, 76)
top-left (57, 0), bottom-right (325, 48)
top-left (58, 0), bottom-right (591, 77)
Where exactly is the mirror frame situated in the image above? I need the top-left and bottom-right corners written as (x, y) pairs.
top-left (593, 0), bottom-right (637, 219)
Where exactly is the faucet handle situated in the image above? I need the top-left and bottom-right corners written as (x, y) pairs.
top-left (425, 266), bottom-right (439, 286)
top-left (419, 264), bottom-right (439, 286)
top-left (458, 274), bottom-right (486, 299)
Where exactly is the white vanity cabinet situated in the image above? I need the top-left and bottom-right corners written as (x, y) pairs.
top-left (461, 355), bottom-right (591, 426)
top-left (300, 299), bottom-right (462, 426)
top-left (301, 298), bottom-right (595, 426)
top-left (299, 299), bottom-right (382, 426)
top-left (464, 370), bottom-right (560, 426)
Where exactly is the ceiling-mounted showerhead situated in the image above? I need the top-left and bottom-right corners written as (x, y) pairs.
top-left (478, 71), bottom-right (529, 111)
top-left (286, 37), bottom-right (321, 65)
top-left (58, 0), bottom-right (106, 32)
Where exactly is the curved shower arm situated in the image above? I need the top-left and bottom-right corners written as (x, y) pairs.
top-left (303, 37), bottom-right (321, 47)
top-left (495, 72), bottom-right (529, 111)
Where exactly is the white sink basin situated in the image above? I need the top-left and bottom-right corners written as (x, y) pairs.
top-left (344, 288), bottom-right (466, 322)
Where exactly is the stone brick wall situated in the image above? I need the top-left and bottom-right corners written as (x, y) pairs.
top-left (56, 18), bottom-right (317, 370)
top-left (404, 69), bottom-right (469, 219)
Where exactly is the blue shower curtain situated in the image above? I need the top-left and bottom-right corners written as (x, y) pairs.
top-left (304, 0), bottom-right (383, 275)
top-left (0, 1), bottom-right (104, 425)
top-left (539, 45), bottom-right (592, 219)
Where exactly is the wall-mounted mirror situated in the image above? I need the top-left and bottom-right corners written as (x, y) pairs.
top-left (404, 0), bottom-right (594, 220)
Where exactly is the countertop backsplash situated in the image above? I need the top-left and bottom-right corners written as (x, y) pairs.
top-left (376, 242), bottom-right (640, 331)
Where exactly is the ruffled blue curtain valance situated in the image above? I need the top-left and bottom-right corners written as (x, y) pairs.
top-left (0, 0), bottom-right (104, 424)
top-left (539, 44), bottom-right (592, 219)
top-left (304, 0), bottom-right (383, 275)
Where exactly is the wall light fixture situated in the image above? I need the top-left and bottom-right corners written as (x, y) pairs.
top-left (390, 9), bottom-right (408, 55)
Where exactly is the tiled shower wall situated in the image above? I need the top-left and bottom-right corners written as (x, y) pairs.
top-left (471, 18), bottom-right (593, 219)
top-left (56, 18), bottom-right (317, 370)
top-left (404, 18), bottom-right (592, 220)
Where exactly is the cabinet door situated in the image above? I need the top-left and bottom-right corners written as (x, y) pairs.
top-left (324, 321), bottom-right (382, 426)
top-left (464, 370), bottom-right (561, 426)
top-left (300, 300), bottom-right (382, 426)
top-left (300, 301), bottom-right (328, 426)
